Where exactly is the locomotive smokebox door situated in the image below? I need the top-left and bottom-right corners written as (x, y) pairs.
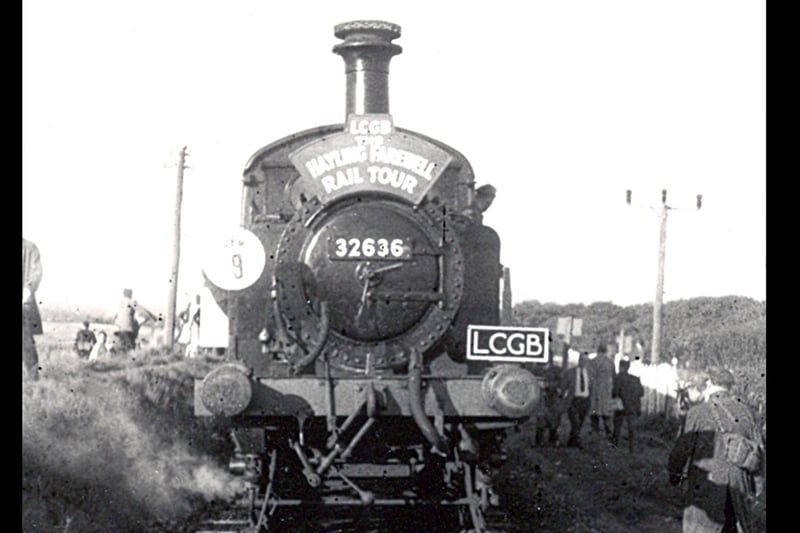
top-left (275, 197), bottom-right (464, 373)
top-left (298, 200), bottom-right (435, 341)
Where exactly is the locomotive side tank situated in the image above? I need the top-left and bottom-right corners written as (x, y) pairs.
top-left (196, 20), bottom-right (547, 532)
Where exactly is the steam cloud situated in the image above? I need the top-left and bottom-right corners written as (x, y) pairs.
top-left (22, 362), bottom-right (245, 531)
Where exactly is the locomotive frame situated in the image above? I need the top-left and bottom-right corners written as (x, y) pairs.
top-left (195, 20), bottom-right (546, 533)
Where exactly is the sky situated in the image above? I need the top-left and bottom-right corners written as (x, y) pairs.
top-left (22, 0), bottom-right (766, 316)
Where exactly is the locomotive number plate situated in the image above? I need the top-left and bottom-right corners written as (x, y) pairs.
top-left (329, 237), bottom-right (413, 260)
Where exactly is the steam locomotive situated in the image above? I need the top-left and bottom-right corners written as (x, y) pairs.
top-left (196, 20), bottom-right (548, 532)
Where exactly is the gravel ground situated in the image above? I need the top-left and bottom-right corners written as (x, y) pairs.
top-left (492, 418), bottom-right (688, 533)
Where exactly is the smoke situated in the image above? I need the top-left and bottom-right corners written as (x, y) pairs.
top-left (118, 438), bottom-right (247, 516)
top-left (22, 359), bottom-right (245, 531)
top-left (192, 463), bottom-right (248, 501)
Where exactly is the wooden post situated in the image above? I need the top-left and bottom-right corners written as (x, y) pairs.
top-left (501, 266), bottom-right (512, 326)
top-left (165, 146), bottom-right (188, 351)
top-left (652, 195), bottom-right (668, 366)
top-left (561, 317), bottom-right (572, 370)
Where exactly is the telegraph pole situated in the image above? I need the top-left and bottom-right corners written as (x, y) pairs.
top-left (653, 191), bottom-right (668, 366)
top-left (627, 189), bottom-right (702, 365)
top-left (165, 146), bottom-right (188, 351)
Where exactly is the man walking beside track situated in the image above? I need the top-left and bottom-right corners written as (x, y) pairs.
top-left (668, 367), bottom-right (765, 532)
top-left (610, 359), bottom-right (644, 453)
top-left (562, 351), bottom-right (591, 448)
top-left (22, 238), bottom-right (43, 380)
top-left (589, 344), bottom-right (615, 440)
top-left (535, 352), bottom-right (564, 447)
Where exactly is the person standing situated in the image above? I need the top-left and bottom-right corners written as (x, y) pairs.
top-left (675, 372), bottom-right (709, 439)
top-left (668, 367), bottom-right (765, 532)
top-left (112, 288), bottom-right (156, 353)
top-left (88, 331), bottom-right (108, 362)
top-left (461, 184), bottom-right (496, 224)
top-left (562, 351), bottom-right (591, 447)
top-left (185, 295), bottom-right (201, 358)
top-left (535, 354), bottom-right (565, 447)
top-left (589, 344), bottom-right (615, 439)
top-left (175, 295), bottom-right (201, 357)
top-left (22, 238), bottom-right (43, 380)
top-left (73, 320), bottom-right (97, 359)
top-left (113, 288), bottom-right (138, 352)
top-left (611, 359), bottom-right (644, 453)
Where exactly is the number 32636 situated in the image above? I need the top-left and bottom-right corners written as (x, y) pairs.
top-left (333, 237), bottom-right (408, 259)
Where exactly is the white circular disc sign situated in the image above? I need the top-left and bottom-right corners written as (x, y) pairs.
top-left (203, 227), bottom-right (266, 291)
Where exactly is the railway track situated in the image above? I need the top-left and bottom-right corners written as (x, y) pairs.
top-left (196, 502), bottom-right (515, 532)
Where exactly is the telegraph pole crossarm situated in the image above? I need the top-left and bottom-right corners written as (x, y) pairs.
top-left (626, 189), bottom-right (701, 365)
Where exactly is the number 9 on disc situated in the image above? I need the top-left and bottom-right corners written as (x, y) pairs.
top-left (203, 227), bottom-right (266, 291)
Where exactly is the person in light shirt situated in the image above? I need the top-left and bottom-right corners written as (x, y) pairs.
top-left (88, 331), bottom-right (109, 362)
top-left (562, 351), bottom-right (591, 447)
top-left (112, 288), bottom-right (157, 353)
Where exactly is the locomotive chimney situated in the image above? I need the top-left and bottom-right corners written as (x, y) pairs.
top-left (333, 20), bottom-right (402, 117)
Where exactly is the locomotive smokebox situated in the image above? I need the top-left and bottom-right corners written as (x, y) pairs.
top-left (333, 20), bottom-right (402, 117)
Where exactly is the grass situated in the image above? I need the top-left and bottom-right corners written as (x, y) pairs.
top-left (22, 342), bottom-right (243, 533)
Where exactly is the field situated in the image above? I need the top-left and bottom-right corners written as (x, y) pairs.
top-left (22, 322), bottom-right (766, 532)
top-left (34, 321), bottom-right (164, 354)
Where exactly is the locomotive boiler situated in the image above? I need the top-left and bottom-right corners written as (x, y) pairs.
top-left (196, 20), bottom-right (548, 532)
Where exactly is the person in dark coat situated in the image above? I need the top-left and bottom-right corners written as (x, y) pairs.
top-left (22, 238), bottom-right (43, 380)
top-left (535, 355), bottom-right (565, 447)
top-left (589, 344), bottom-right (615, 439)
top-left (562, 351), bottom-right (591, 447)
top-left (73, 320), bottom-right (97, 359)
top-left (461, 184), bottom-right (496, 223)
top-left (611, 359), bottom-right (644, 452)
top-left (668, 367), bottom-right (765, 532)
